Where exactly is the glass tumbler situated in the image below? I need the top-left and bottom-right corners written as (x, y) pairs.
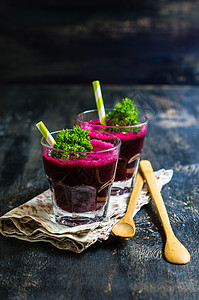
top-left (77, 109), bottom-right (148, 195)
top-left (40, 129), bottom-right (121, 226)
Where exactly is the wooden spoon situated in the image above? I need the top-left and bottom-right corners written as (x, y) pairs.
top-left (140, 160), bottom-right (191, 264)
top-left (111, 170), bottom-right (144, 237)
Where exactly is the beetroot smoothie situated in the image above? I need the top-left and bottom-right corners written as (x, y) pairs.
top-left (77, 117), bottom-right (147, 181)
top-left (41, 132), bottom-right (120, 224)
top-left (86, 119), bottom-right (147, 182)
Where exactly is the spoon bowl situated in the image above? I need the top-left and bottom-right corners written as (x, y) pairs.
top-left (111, 217), bottom-right (136, 238)
top-left (112, 170), bottom-right (144, 237)
top-left (164, 234), bottom-right (191, 264)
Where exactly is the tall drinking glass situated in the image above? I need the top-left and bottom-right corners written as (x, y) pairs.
top-left (40, 129), bottom-right (121, 226)
top-left (77, 109), bottom-right (148, 195)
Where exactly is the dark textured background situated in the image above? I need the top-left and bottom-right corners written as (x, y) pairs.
top-left (0, 1), bottom-right (199, 299)
top-left (0, 0), bottom-right (199, 85)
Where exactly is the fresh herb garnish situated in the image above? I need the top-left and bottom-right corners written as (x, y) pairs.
top-left (106, 97), bottom-right (140, 127)
top-left (53, 125), bottom-right (93, 158)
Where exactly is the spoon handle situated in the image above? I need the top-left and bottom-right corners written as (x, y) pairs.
top-left (140, 160), bottom-right (190, 264)
top-left (126, 170), bottom-right (144, 217)
top-left (139, 160), bottom-right (173, 237)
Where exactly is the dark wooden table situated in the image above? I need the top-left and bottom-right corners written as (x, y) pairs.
top-left (0, 84), bottom-right (198, 300)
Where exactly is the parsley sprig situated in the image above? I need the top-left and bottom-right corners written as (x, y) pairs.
top-left (106, 97), bottom-right (140, 127)
top-left (53, 125), bottom-right (93, 158)
top-left (105, 98), bottom-right (141, 133)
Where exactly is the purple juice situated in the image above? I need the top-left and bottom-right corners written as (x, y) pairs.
top-left (42, 139), bottom-right (119, 214)
top-left (116, 134), bottom-right (145, 181)
top-left (79, 119), bottom-right (147, 182)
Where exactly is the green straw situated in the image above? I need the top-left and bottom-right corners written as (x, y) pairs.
top-left (36, 121), bottom-right (56, 147)
top-left (92, 80), bottom-right (106, 126)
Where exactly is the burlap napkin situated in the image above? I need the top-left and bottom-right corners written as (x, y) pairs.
top-left (0, 169), bottom-right (173, 253)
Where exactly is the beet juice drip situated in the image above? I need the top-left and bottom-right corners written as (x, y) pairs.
top-left (42, 143), bottom-right (118, 213)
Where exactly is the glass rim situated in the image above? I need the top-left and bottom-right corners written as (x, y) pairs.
top-left (41, 129), bottom-right (121, 155)
top-left (77, 109), bottom-right (148, 129)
